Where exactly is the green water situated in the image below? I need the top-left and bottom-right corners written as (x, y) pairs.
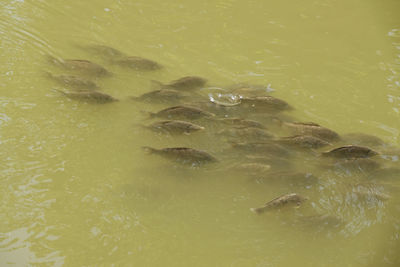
top-left (1, 0), bottom-right (400, 266)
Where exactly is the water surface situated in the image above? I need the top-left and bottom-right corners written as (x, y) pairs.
top-left (1, 0), bottom-right (400, 266)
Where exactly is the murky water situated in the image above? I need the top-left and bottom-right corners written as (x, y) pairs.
top-left (1, 0), bottom-right (400, 266)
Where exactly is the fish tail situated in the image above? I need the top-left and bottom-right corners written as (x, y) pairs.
top-left (142, 146), bottom-right (156, 154)
top-left (250, 207), bottom-right (265, 214)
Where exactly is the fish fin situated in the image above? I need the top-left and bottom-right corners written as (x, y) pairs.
top-left (250, 207), bottom-right (263, 214)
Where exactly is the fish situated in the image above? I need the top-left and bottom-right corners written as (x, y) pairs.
top-left (149, 105), bottom-right (215, 120)
top-left (131, 89), bottom-right (186, 103)
top-left (142, 146), bottom-right (218, 165)
top-left (283, 122), bottom-right (340, 142)
top-left (276, 135), bottom-right (332, 149)
top-left (112, 56), bottom-right (162, 70)
top-left (217, 117), bottom-right (265, 129)
top-left (239, 96), bottom-right (292, 112)
top-left (80, 45), bottom-right (162, 70)
top-left (218, 127), bottom-right (274, 141)
top-left (82, 44), bottom-right (126, 58)
top-left (322, 145), bottom-right (378, 159)
top-left (250, 193), bottom-right (307, 214)
top-left (46, 72), bottom-right (98, 90)
top-left (152, 76), bottom-right (207, 90)
top-left (146, 120), bottom-right (204, 134)
top-left (54, 89), bottom-right (118, 103)
top-left (47, 55), bottom-right (110, 77)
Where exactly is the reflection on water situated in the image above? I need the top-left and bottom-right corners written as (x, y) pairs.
top-left (1, 0), bottom-right (400, 266)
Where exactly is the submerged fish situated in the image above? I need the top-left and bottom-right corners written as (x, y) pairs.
top-left (283, 122), bottom-right (340, 142)
top-left (131, 89), bottom-right (185, 103)
top-left (142, 146), bottom-right (218, 165)
top-left (240, 96), bottom-right (291, 112)
top-left (47, 55), bottom-right (110, 77)
top-left (46, 72), bottom-right (98, 90)
top-left (276, 135), bottom-right (332, 149)
top-left (250, 193), bottom-right (307, 214)
top-left (218, 127), bottom-right (274, 141)
top-left (149, 105), bottom-right (215, 120)
top-left (322, 145), bottom-right (378, 159)
top-left (153, 76), bottom-right (207, 90)
top-left (83, 44), bottom-right (126, 58)
top-left (54, 89), bottom-right (118, 103)
top-left (112, 56), bottom-right (162, 70)
top-left (147, 120), bottom-right (204, 134)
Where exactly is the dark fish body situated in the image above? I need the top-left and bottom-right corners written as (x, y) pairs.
top-left (147, 120), bottom-right (204, 134)
top-left (217, 117), bottom-right (265, 129)
top-left (322, 145), bottom-right (378, 159)
top-left (113, 56), bottom-right (162, 70)
top-left (240, 96), bottom-right (291, 111)
top-left (46, 72), bottom-right (98, 90)
top-left (251, 193), bottom-right (307, 214)
top-left (154, 76), bottom-right (207, 90)
top-left (47, 56), bottom-right (110, 77)
top-left (131, 89), bottom-right (184, 102)
top-left (55, 89), bottom-right (118, 103)
top-left (218, 127), bottom-right (274, 141)
top-left (277, 135), bottom-right (331, 149)
top-left (150, 105), bottom-right (215, 120)
top-left (283, 122), bottom-right (340, 142)
top-left (142, 146), bottom-right (217, 165)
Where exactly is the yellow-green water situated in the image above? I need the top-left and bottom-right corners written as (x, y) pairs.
top-left (1, 0), bottom-right (400, 266)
